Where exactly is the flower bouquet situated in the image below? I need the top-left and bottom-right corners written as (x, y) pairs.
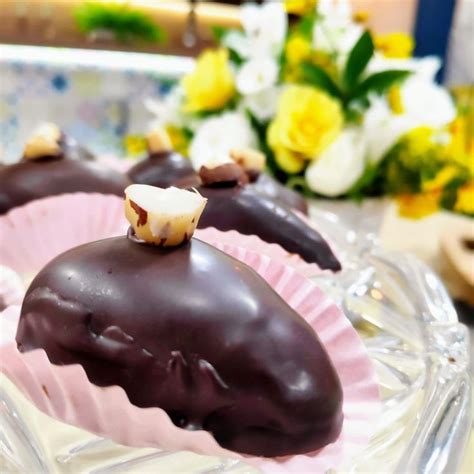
top-left (146, 0), bottom-right (473, 218)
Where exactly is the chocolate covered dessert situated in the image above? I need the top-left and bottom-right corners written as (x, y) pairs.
top-left (0, 123), bottom-right (131, 215)
top-left (194, 156), bottom-right (341, 271)
top-left (230, 148), bottom-right (308, 215)
top-left (16, 185), bottom-right (343, 457)
top-left (128, 128), bottom-right (197, 188)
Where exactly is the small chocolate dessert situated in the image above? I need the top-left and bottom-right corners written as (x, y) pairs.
top-left (16, 185), bottom-right (343, 457)
top-left (230, 148), bottom-right (309, 215)
top-left (0, 123), bottom-right (131, 214)
top-left (195, 157), bottom-right (341, 271)
top-left (128, 127), bottom-right (197, 188)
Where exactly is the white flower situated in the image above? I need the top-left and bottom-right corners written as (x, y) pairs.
top-left (399, 77), bottom-right (456, 128)
top-left (242, 1), bottom-right (287, 58)
top-left (241, 86), bottom-right (280, 121)
top-left (305, 128), bottom-right (366, 197)
top-left (189, 112), bottom-right (258, 171)
top-left (363, 64), bottom-right (456, 164)
top-left (363, 98), bottom-right (417, 164)
top-left (313, 0), bottom-right (362, 55)
top-left (145, 87), bottom-right (185, 128)
top-left (236, 57), bottom-right (278, 95)
top-left (223, 1), bottom-right (287, 59)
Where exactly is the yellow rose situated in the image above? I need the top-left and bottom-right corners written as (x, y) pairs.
top-left (285, 35), bottom-right (312, 66)
top-left (268, 121), bottom-right (306, 173)
top-left (285, 0), bottom-right (317, 16)
top-left (375, 32), bottom-right (415, 59)
top-left (182, 49), bottom-right (235, 113)
top-left (267, 85), bottom-right (343, 170)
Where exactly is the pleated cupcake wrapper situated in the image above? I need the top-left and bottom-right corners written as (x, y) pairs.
top-left (196, 228), bottom-right (330, 278)
top-left (0, 245), bottom-right (380, 473)
top-left (0, 193), bottom-right (128, 274)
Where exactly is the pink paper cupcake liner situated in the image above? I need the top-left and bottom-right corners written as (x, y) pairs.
top-left (0, 193), bottom-right (128, 274)
top-left (196, 228), bottom-right (328, 278)
top-left (0, 244), bottom-right (379, 473)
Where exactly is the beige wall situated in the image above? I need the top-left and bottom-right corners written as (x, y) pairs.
top-left (351, 0), bottom-right (418, 34)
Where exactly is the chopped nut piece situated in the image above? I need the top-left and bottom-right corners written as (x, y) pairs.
top-left (124, 184), bottom-right (207, 246)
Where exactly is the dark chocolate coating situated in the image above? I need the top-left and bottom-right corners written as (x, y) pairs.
top-left (0, 158), bottom-right (131, 215)
top-left (16, 236), bottom-right (343, 457)
top-left (196, 185), bottom-right (341, 271)
top-left (252, 173), bottom-right (308, 215)
top-left (127, 151), bottom-right (196, 188)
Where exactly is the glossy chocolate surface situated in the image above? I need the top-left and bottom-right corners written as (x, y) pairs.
top-left (196, 184), bottom-right (341, 271)
top-left (127, 151), bottom-right (197, 188)
top-left (0, 158), bottom-right (130, 215)
top-left (17, 236), bottom-right (343, 456)
top-left (251, 173), bottom-right (308, 215)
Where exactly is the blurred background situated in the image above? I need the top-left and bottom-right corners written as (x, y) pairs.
top-left (0, 0), bottom-right (472, 161)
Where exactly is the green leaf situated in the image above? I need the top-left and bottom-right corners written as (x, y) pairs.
top-left (440, 176), bottom-right (469, 211)
top-left (228, 48), bottom-right (244, 66)
top-left (343, 31), bottom-right (374, 91)
top-left (211, 25), bottom-right (229, 43)
top-left (297, 12), bottom-right (316, 40)
top-left (300, 62), bottom-right (342, 99)
top-left (351, 70), bottom-right (411, 100)
top-left (347, 163), bottom-right (383, 200)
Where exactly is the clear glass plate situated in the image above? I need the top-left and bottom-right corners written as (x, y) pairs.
top-left (0, 208), bottom-right (471, 473)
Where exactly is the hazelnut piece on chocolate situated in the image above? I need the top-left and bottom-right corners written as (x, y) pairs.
top-left (199, 163), bottom-right (249, 187)
top-left (23, 123), bottom-right (62, 160)
top-left (147, 127), bottom-right (172, 154)
top-left (230, 148), bottom-right (266, 174)
top-left (124, 184), bottom-right (206, 246)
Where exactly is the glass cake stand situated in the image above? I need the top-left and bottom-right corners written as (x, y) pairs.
top-left (0, 208), bottom-right (471, 473)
